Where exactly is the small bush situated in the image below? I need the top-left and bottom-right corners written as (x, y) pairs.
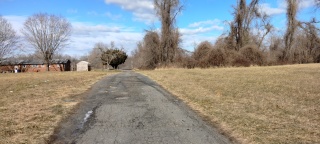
top-left (193, 41), bottom-right (212, 61)
top-left (266, 50), bottom-right (284, 66)
top-left (206, 48), bottom-right (227, 67)
top-left (312, 48), bottom-right (320, 63)
top-left (222, 49), bottom-right (236, 66)
top-left (240, 45), bottom-right (265, 66)
top-left (232, 53), bottom-right (251, 67)
top-left (198, 59), bottom-right (210, 68)
top-left (181, 57), bottom-right (196, 69)
top-left (315, 55), bottom-right (320, 63)
top-left (193, 41), bottom-right (213, 68)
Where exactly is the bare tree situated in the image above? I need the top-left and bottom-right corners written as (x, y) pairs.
top-left (95, 42), bottom-right (113, 70)
top-left (297, 21), bottom-right (320, 63)
top-left (143, 30), bottom-right (161, 68)
top-left (283, 0), bottom-right (298, 62)
top-left (193, 41), bottom-right (213, 67)
top-left (265, 32), bottom-right (285, 64)
top-left (131, 31), bottom-right (160, 69)
top-left (228, 0), bottom-right (264, 51)
top-left (88, 46), bottom-right (103, 69)
top-left (21, 13), bottom-right (71, 71)
top-left (131, 42), bottom-right (145, 69)
top-left (0, 16), bottom-right (18, 63)
top-left (255, 15), bottom-right (273, 49)
top-left (154, 0), bottom-right (183, 64)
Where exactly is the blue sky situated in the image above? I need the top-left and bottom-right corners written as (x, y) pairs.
top-left (0, 0), bottom-right (319, 56)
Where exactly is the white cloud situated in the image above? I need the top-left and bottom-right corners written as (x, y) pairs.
top-left (3, 15), bottom-right (143, 56)
top-left (104, 0), bottom-right (157, 24)
top-left (178, 19), bottom-right (224, 51)
top-left (181, 35), bottom-right (218, 51)
top-left (299, 0), bottom-right (316, 9)
top-left (180, 26), bottom-right (223, 35)
top-left (105, 12), bottom-right (122, 20)
top-left (105, 0), bottom-right (154, 12)
top-left (132, 12), bottom-right (157, 23)
top-left (72, 22), bottom-right (123, 34)
top-left (180, 19), bottom-right (224, 35)
top-left (3, 15), bottom-right (27, 36)
top-left (260, 3), bottom-right (285, 15)
top-left (260, 0), bottom-right (317, 16)
top-left (188, 19), bottom-right (221, 28)
top-left (65, 21), bottom-right (143, 55)
top-left (68, 31), bottom-right (143, 56)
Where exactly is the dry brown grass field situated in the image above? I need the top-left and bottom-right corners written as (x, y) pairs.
top-left (139, 64), bottom-right (320, 144)
top-left (0, 71), bottom-right (118, 143)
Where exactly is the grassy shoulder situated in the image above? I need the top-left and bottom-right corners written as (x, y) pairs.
top-left (139, 64), bottom-right (320, 144)
top-left (0, 71), bottom-right (118, 143)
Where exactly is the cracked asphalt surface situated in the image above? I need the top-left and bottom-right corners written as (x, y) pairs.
top-left (51, 71), bottom-right (231, 144)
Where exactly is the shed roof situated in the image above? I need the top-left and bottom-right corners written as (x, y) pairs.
top-left (77, 61), bottom-right (90, 65)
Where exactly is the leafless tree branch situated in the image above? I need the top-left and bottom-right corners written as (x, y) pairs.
top-left (229, 0), bottom-right (262, 51)
top-left (21, 13), bottom-right (71, 71)
top-left (154, 0), bottom-right (182, 65)
top-left (0, 16), bottom-right (18, 62)
top-left (283, 0), bottom-right (298, 62)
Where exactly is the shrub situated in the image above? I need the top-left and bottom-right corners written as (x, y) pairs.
top-left (198, 59), bottom-right (210, 68)
top-left (266, 49), bottom-right (284, 66)
top-left (315, 54), bottom-right (320, 63)
top-left (181, 57), bottom-right (196, 69)
top-left (193, 41), bottom-right (212, 61)
top-left (206, 48), bottom-right (227, 67)
top-left (232, 52), bottom-right (251, 67)
top-left (223, 49), bottom-right (250, 67)
top-left (239, 45), bottom-right (265, 66)
top-left (193, 41), bottom-right (213, 68)
top-left (313, 47), bottom-right (320, 63)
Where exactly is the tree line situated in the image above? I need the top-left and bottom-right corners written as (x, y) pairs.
top-left (0, 13), bottom-right (127, 71)
top-left (1, 0), bottom-right (319, 70)
top-left (132, 0), bottom-right (320, 69)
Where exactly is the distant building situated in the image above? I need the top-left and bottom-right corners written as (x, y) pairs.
top-left (0, 59), bottom-right (71, 73)
top-left (76, 61), bottom-right (91, 71)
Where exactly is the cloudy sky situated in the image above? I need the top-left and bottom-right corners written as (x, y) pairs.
top-left (0, 0), bottom-right (319, 56)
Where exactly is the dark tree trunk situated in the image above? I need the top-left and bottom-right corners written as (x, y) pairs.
top-left (47, 63), bottom-right (50, 71)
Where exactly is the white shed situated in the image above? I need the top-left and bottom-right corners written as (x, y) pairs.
top-left (76, 61), bottom-right (90, 71)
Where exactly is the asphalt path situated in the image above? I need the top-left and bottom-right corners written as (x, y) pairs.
top-left (50, 71), bottom-right (231, 144)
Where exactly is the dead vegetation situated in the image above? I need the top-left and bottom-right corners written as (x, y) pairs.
top-left (284, 0), bottom-right (298, 62)
top-left (0, 16), bottom-right (18, 62)
top-left (130, 0), bottom-right (319, 69)
top-left (139, 64), bottom-right (320, 143)
top-left (154, 0), bottom-right (182, 64)
top-left (0, 71), bottom-right (117, 143)
top-left (131, 0), bottom-right (183, 69)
